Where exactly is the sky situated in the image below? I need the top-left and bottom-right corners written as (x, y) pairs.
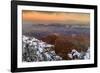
top-left (22, 10), bottom-right (90, 25)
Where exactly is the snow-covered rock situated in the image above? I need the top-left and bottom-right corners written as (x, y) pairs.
top-left (84, 48), bottom-right (90, 59)
top-left (68, 48), bottom-right (90, 60)
top-left (22, 35), bottom-right (62, 62)
top-left (68, 49), bottom-right (80, 59)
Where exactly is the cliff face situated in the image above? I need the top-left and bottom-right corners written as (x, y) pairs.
top-left (22, 34), bottom-right (90, 62)
top-left (41, 34), bottom-right (90, 60)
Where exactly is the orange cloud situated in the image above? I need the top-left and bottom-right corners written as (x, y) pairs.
top-left (22, 11), bottom-right (90, 25)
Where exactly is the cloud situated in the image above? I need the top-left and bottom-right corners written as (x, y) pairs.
top-left (22, 10), bottom-right (90, 25)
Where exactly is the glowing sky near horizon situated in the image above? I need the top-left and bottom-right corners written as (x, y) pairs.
top-left (22, 10), bottom-right (90, 25)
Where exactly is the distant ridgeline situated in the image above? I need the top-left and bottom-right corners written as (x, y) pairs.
top-left (22, 23), bottom-right (90, 40)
